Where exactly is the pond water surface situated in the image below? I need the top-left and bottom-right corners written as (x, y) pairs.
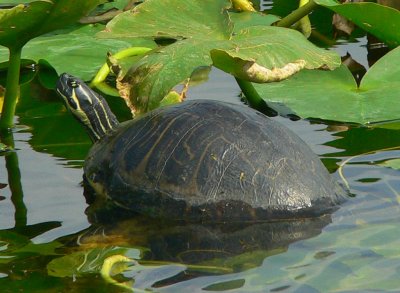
top-left (1, 65), bottom-right (400, 292)
top-left (1, 2), bottom-right (400, 291)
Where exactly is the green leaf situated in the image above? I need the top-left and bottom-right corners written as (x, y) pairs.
top-left (0, 0), bottom-right (105, 49)
top-left (230, 12), bottom-right (280, 33)
top-left (0, 2), bottom-right (52, 49)
top-left (315, 0), bottom-right (400, 48)
top-left (211, 26), bottom-right (340, 83)
top-left (254, 46), bottom-right (400, 124)
top-left (118, 39), bottom-right (224, 113)
top-left (93, 0), bottom-right (131, 11)
top-left (99, 0), bottom-right (233, 40)
top-left (0, 25), bottom-right (156, 81)
top-left (104, 0), bottom-right (340, 113)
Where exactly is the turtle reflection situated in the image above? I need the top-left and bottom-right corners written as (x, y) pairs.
top-left (63, 207), bottom-right (331, 273)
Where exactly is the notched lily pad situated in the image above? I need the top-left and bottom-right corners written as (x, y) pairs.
top-left (254, 45), bottom-right (400, 125)
top-left (211, 26), bottom-right (339, 83)
top-left (213, 26), bottom-right (340, 72)
top-left (106, 0), bottom-right (340, 113)
top-left (212, 49), bottom-right (307, 83)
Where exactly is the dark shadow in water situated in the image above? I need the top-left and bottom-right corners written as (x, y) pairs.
top-left (57, 201), bottom-right (332, 279)
top-left (0, 131), bottom-right (62, 234)
top-left (1, 131), bottom-right (27, 227)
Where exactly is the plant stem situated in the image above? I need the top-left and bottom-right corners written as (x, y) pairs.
top-left (276, 0), bottom-right (318, 28)
top-left (235, 78), bottom-right (263, 107)
top-left (0, 46), bottom-right (22, 132)
top-left (235, 1), bottom-right (319, 115)
top-left (91, 46), bottom-right (152, 91)
top-left (235, 78), bottom-right (278, 117)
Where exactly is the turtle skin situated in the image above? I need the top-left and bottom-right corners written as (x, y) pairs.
top-left (84, 100), bottom-right (346, 222)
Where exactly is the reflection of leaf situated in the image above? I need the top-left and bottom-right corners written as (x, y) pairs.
top-left (102, 0), bottom-right (339, 113)
top-left (0, 230), bottom-right (30, 256)
top-left (254, 46), bottom-right (400, 124)
top-left (196, 249), bottom-right (284, 273)
top-left (379, 159), bottom-right (400, 170)
top-left (203, 279), bottom-right (245, 291)
top-left (14, 241), bottom-right (61, 255)
top-left (0, 143), bottom-right (11, 154)
top-left (100, 254), bottom-right (133, 291)
top-left (47, 247), bottom-right (128, 277)
top-left (315, 0), bottom-right (400, 48)
top-left (0, 235), bottom-right (58, 268)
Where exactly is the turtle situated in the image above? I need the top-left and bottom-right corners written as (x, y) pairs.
top-left (56, 73), bottom-right (347, 222)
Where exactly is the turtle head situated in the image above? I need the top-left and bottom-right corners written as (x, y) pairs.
top-left (56, 73), bottom-right (119, 142)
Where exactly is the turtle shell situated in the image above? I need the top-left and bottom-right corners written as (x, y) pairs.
top-left (85, 100), bottom-right (346, 222)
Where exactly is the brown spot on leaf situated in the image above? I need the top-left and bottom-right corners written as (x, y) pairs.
top-left (242, 60), bottom-right (306, 83)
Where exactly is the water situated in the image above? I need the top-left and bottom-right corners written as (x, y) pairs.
top-left (1, 65), bottom-right (400, 292)
top-left (2, 1), bottom-right (400, 290)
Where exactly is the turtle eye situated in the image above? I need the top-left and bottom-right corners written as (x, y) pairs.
top-left (68, 79), bottom-right (79, 88)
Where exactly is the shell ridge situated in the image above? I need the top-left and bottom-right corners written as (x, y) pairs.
top-left (154, 118), bottom-right (205, 189)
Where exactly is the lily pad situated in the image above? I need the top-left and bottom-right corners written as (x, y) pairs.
top-left (254, 45), bottom-right (400, 124)
top-left (0, 0), bottom-right (106, 49)
top-left (0, 25), bottom-right (156, 81)
top-left (118, 39), bottom-right (226, 113)
top-left (315, 0), bottom-right (400, 48)
top-left (99, 0), bottom-right (233, 40)
top-left (230, 12), bottom-right (280, 33)
top-left (211, 26), bottom-right (339, 83)
top-left (0, 2), bottom-right (52, 49)
top-left (101, 0), bottom-right (340, 113)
